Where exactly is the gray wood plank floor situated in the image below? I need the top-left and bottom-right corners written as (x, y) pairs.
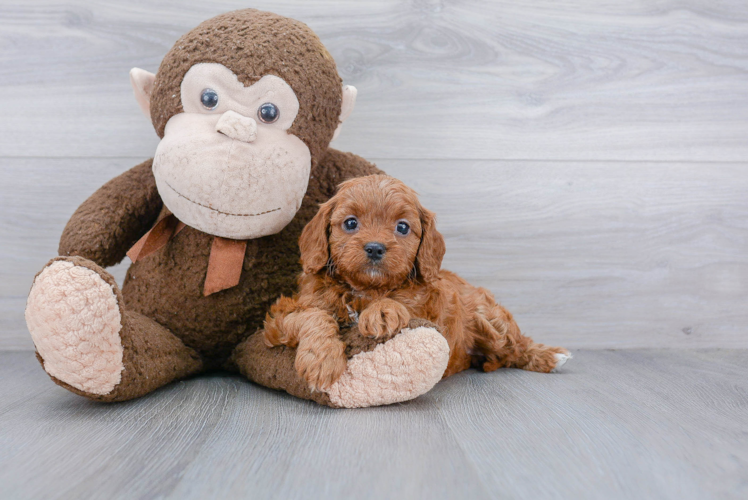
top-left (2, 2), bottom-right (747, 498)
top-left (1, 349), bottom-right (746, 500)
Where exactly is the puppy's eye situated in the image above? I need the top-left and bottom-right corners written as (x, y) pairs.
top-left (343, 217), bottom-right (359, 232)
top-left (258, 103), bottom-right (280, 123)
top-left (396, 221), bottom-right (410, 235)
top-left (200, 89), bottom-right (219, 110)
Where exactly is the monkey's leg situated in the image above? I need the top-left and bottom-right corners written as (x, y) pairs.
top-left (475, 303), bottom-right (571, 374)
top-left (26, 257), bottom-right (203, 402)
top-left (229, 319), bottom-right (449, 408)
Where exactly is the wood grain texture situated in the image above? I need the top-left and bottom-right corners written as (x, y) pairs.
top-left (1, 349), bottom-right (746, 499)
top-left (0, 0), bottom-right (747, 160)
top-left (2, 3), bottom-right (746, 498)
top-left (384, 159), bottom-right (748, 349)
top-left (0, 157), bottom-right (132, 350)
top-left (2, 158), bottom-right (746, 350)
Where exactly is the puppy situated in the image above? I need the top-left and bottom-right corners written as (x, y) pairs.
top-left (264, 174), bottom-right (571, 391)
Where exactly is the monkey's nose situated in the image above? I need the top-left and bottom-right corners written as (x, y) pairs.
top-left (364, 242), bottom-right (386, 262)
top-left (216, 110), bottom-right (257, 143)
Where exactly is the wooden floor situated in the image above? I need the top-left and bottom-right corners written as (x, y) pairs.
top-left (1, 349), bottom-right (746, 500)
top-left (2, 1), bottom-right (748, 499)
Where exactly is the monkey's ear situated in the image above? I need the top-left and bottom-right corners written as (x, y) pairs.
top-left (299, 199), bottom-right (335, 274)
top-left (130, 68), bottom-right (156, 118)
top-left (331, 85), bottom-right (357, 141)
top-left (415, 206), bottom-right (446, 282)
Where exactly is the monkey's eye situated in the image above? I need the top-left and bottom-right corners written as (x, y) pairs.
top-left (200, 89), bottom-right (219, 110)
top-left (258, 103), bottom-right (280, 123)
top-left (343, 217), bottom-right (359, 233)
top-left (396, 221), bottom-right (411, 236)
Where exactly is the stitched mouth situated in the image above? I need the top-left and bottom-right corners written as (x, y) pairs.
top-left (164, 180), bottom-right (281, 217)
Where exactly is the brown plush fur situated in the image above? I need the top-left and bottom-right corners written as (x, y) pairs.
top-left (150, 9), bottom-right (342, 165)
top-left (45, 9), bottom-right (397, 403)
top-left (34, 256), bottom-right (203, 402)
top-left (51, 149), bottom-right (382, 402)
top-left (265, 175), bottom-right (570, 388)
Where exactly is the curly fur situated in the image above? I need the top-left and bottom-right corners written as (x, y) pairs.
top-left (265, 175), bottom-right (570, 389)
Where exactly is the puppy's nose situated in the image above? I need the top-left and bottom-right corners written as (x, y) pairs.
top-left (216, 110), bottom-right (257, 142)
top-left (364, 242), bottom-right (386, 261)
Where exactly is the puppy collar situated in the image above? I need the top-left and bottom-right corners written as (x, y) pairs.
top-left (345, 303), bottom-right (359, 324)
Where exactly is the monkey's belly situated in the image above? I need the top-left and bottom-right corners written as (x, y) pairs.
top-left (121, 225), bottom-right (303, 365)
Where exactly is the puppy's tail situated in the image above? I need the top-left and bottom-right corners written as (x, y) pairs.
top-left (472, 304), bottom-right (569, 374)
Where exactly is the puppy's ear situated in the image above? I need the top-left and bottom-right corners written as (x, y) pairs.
top-left (415, 206), bottom-right (446, 282)
top-left (299, 199), bottom-right (335, 274)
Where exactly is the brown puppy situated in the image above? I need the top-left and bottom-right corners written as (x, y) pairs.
top-left (265, 175), bottom-right (571, 391)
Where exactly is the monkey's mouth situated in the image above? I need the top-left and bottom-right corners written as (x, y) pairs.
top-left (164, 180), bottom-right (281, 217)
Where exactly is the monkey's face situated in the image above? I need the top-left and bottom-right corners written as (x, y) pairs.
top-left (152, 63), bottom-right (312, 239)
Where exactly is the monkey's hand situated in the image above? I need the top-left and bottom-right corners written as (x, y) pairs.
top-left (358, 298), bottom-right (411, 341)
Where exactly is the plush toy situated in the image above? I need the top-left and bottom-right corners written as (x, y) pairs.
top-left (25, 9), bottom-right (450, 408)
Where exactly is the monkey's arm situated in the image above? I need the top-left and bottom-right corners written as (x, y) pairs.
top-left (58, 159), bottom-right (163, 268)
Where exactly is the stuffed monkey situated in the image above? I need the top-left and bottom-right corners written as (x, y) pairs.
top-left (25, 9), bottom-right (449, 408)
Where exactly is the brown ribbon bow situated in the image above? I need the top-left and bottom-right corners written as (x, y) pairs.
top-left (126, 214), bottom-right (248, 296)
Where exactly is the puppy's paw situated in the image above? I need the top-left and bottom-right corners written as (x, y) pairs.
top-left (295, 338), bottom-right (348, 391)
top-left (358, 299), bottom-right (410, 341)
top-left (522, 345), bottom-right (572, 373)
top-left (552, 350), bottom-right (573, 372)
top-left (263, 297), bottom-right (301, 348)
top-left (263, 315), bottom-right (297, 348)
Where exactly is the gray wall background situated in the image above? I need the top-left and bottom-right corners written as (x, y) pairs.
top-left (1, 0), bottom-right (746, 350)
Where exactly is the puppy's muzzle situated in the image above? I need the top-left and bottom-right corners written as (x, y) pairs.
top-left (364, 242), bottom-right (386, 262)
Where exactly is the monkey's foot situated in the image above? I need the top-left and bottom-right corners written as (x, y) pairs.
top-left (325, 325), bottom-right (450, 408)
top-left (26, 257), bottom-right (124, 396)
